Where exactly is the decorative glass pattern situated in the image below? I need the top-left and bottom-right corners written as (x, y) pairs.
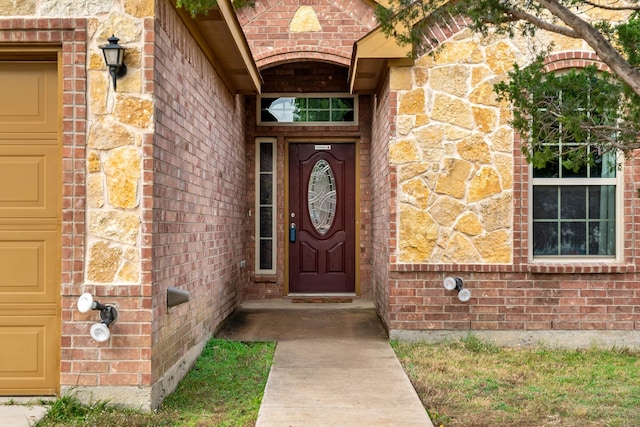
top-left (308, 160), bottom-right (336, 235)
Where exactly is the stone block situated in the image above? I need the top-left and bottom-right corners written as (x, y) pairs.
top-left (472, 106), bottom-right (498, 132)
top-left (0, 0), bottom-right (36, 16)
top-left (454, 212), bottom-right (483, 236)
top-left (479, 193), bottom-right (512, 231)
top-left (468, 166), bottom-right (501, 202)
top-left (397, 115), bottom-right (415, 136)
top-left (494, 153), bottom-right (513, 189)
top-left (398, 88), bottom-right (425, 115)
top-left (434, 158), bottom-right (471, 199)
top-left (87, 174), bottom-right (105, 209)
top-left (88, 241), bottom-right (122, 283)
top-left (444, 233), bottom-right (481, 262)
top-left (89, 211), bottom-right (140, 245)
top-left (429, 197), bottom-right (464, 227)
top-left (98, 12), bottom-right (142, 43)
top-left (290, 6), bottom-right (322, 32)
top-left (104, 146), bottom-right (141, 209)
top-left (399, 163), bottom-right (430, 181)
top-left (390, 67), bottom-right (413, 91)
top-left (457, 135), bottom-right (491, 163)
top-left (474, 230), bottom-right (512, 263)
top-left (89, 72), bottom-right (109, 116)
top-left (399, 205), bottom-right (438, 262)
top-left (490, 126), bottom-right (512, 152)
top-left (485, 41), bottom-right (516, 75)
top-left (469, 80), bottom-right (501, 107)
top-left (433, 40), bottom-right (483, 65)
top-left (88, 151), bottom-right (101, 173)
top-left (430, 65), bottom-right (470, 97)
top-left (88, 119), bottom-right (135, 150)
top-left (431, 94), bottom-right (473, 129)
top-left (390, 138), bottom-right (419, 164)
top-left (401, 178), bottom-right (430, 210)
top-left (125, 0), bottom-right (155, 17)
top-left (114, 96), bottom-right (153, 129)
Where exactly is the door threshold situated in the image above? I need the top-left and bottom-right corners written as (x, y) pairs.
top-left (288, 293), bottom-right (356, 303)
top-left (288, 293), bottom-right (357, 297)
top-left (240, 298), bottom-right (375, 310)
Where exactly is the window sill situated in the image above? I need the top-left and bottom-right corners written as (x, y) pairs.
top-left (390, 263), bottom-right (637, 274)
top-left (526, 262), bottom-right (636, 274)
top-left (254, 274), bottom-right (277, 283)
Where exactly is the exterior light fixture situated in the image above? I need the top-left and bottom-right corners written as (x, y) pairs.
top-left (77, 293), bottom-right (118, 342)
top-left (167, 287), bottom-right (190, 308)
top-left (444, 276), bottom-right (471, 302)
top-left (99, 35), bottom-right (127, 91)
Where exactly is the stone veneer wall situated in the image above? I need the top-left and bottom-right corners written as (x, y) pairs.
top-left (150, 0), bottom-right (249, 406)
top-left (384, 19), bottom-right (640, 340)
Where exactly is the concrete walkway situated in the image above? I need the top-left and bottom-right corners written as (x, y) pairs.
top-left (217, 299), bottom-right (434, 427)
top-left (0, 398), bottom-right (48, 427)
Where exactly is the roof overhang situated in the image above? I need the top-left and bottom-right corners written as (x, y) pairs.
top-left (173, 0), bottom-right (262, 94)
top-left (349, 26), bottom-right (413, 94)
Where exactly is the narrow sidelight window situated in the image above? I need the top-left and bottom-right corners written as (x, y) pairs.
top-left (256, 138), bottom-right (276, 273)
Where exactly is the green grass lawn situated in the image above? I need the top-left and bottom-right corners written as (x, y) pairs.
top-left (35, 339), bottom-right (275, 427)
top-left (35, 335), bottom-right (639, 427)
top-left (393, 335), bottom-right (640, 427)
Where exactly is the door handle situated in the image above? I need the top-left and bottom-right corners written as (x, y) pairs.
top-left (289, 223), bottom-right (296, 242)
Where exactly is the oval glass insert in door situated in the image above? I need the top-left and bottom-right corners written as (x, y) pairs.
top-left (307, 159), bottom-right (337, 235)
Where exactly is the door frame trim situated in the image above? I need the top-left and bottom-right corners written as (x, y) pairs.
top-left (284, 138), bottom-right (361, 295)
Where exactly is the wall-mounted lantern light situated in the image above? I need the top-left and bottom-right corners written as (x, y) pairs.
top-left (77, 292), bottom-right (118, 342)
top-left (100, 35), bottom-right (127, 91)
top-left (444, 276), bottom-right (471, 302)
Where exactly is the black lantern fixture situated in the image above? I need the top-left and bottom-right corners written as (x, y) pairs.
top-left (100, 35), bottom-right (127, 90)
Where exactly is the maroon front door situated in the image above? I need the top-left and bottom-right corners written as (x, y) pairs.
top-left (288, 143), bottom-right (355, 293)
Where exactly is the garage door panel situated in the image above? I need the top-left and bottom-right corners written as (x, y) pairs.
top-left (0, 146), bottom-right (58, 218)
top-left (0, 60), bottom-right (59, 396)
top-left (0, 230), bottom-right (59, 303)
top-left (0, 314), bottom-right (58, 394)
top-left (0, 63), bottom-right (58, 136)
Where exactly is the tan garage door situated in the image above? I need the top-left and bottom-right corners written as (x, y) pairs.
top-left (0, 60), bottom-right (60, 395)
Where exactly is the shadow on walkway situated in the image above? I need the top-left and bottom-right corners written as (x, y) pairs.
top-left (216, 299), bottom-right (387, 341)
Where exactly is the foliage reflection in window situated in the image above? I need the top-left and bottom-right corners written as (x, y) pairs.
top-left (259, 95), bottom-right (355, 124)
top-left (528, 71), bottom-right (618, 258)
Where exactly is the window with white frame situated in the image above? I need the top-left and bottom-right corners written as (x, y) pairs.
top-left (530, 78), bottom-right (620, 259)
top-left (258, 94), bottom-right (356, 125)
top-left (256, 138), bottom-right (276, 273)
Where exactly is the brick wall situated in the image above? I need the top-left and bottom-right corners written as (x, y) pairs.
top-left (370, 73), bottom-right (395, 328)
top-left (236, 0), bottom-right (378, 68)
top-left (152, 0), bottom-right (249, 386)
